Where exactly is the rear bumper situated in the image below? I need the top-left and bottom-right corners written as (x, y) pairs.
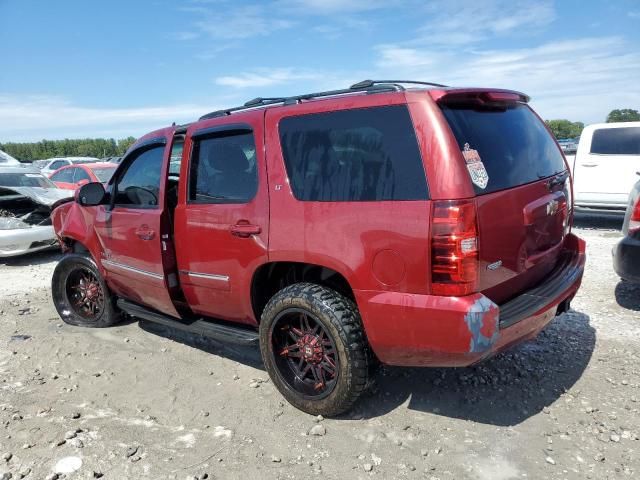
top-left (613, 233), bottom-right (640, 283)
top-left (356, 233), bottom-right (586, 367)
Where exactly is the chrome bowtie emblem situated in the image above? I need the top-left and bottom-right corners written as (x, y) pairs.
top-left (546, 200), bottom-right (559, 216)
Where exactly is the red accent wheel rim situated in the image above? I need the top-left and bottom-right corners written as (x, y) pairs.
top-left (270, 308), bottom-right (338, 399)
top-left (66, 267), bottom-right (104, 319)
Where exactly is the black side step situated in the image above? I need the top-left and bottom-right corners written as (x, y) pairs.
top-left (117, 299), bottom-right (259, 346)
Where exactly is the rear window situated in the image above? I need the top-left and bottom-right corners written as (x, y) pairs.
top-left (279, 105), bottom-right (428, 201)
top-left (590, 127), bottom-right (640, 155)
top-left (441, 104), bottom-right (566, 195)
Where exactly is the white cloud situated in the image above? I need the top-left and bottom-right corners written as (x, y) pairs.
top-left (191, 5), bottom-right (294, 40)
top-left (215, 68), bottom-right (321, 88)
top-left (0, 95), bottom-right (212, 142)
top-left (416, 0), bottom-right (556, 45)
top-left (374, 36), bottom-right (640, 123)
top-left (275, 0), bottom-right (393, 14)
top-left (629, 11), bottom-right (640, 19)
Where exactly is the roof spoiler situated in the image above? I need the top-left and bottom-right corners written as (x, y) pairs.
top-left (431, 89), bottom-right (530, 106)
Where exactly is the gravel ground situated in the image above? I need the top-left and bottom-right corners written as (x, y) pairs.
top-left (1, 215), bottom-right (639, 480)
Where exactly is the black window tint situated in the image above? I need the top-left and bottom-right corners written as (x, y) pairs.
top-left (279, 106), bottom-right (428, 202)
top-left (51, 168), bottom-right (74, 183)
top-left (73, 168), bottom-right (91, 183)
top-left (590, 127), bottom-right (640, 155)
top-left (114, 146), bottom-right (164, 207)
top-left (189, 132), bottom-right (258, 204)
top-left (441, 104), bottom-right (566, 195)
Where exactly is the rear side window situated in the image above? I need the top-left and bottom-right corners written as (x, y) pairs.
top-left (279, 105), bottom-right (428, 201)
top-left (188, 131), bottom-right (258, 204)
top-left (590, 127), bottom-right (640, 155)
top-left (441, 104), bottom-right (566, 195)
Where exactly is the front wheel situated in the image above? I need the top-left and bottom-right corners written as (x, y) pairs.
top-left (52, 253), bottom-right (121, 327)
top-left (259, 283), bottom-right (370, 417)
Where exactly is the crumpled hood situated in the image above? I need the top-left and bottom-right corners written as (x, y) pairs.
top-left (7, 187), bottom-right (73, 206)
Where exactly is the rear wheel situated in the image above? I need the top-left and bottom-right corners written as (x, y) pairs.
top-left (52, 253), bottom-right (121, 327)
top-left (259, 283), bottom-right (370, 416)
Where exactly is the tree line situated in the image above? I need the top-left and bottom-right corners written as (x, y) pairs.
top-left (0, 137), bottom-right (137, 162)
top-left (1, 108), bottom-right (638, 161)
top-left (545, 108), bottom-right (639, 140)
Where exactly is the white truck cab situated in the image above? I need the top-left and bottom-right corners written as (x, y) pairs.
top-left (573, 121), bottom-right (640, 213)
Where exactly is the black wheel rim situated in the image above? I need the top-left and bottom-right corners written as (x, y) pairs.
top-left (65, 267), bottom-right (104, 319)
top-left (270, 308), bottom-right (339, 399)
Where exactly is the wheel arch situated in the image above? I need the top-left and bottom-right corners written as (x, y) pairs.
top-left (250, 261), bottom-right (356, 322)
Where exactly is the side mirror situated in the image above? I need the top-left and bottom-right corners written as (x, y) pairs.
top-left (77, 182), bottom-right (106, 206)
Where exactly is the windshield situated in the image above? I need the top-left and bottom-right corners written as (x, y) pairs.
top-left (92, 167), bottom-right (116, 182)
top-left (0, 172), bottom-right (57, 188)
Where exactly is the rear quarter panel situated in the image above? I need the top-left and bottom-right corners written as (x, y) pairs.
top-left (265, 93), bottom-right (433, 294)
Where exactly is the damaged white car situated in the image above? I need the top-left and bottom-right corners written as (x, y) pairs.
top-left (0, 166), bottom-right (72, 257)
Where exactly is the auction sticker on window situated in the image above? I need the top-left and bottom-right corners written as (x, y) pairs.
top-left (462, 143), bottom-right (489, 189)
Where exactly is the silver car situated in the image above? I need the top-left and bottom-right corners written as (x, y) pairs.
top-left (0, 166), bottom-right (72, 257)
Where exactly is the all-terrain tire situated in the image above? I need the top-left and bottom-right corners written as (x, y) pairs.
top-left (259, 282), bottom-right (370, 416)
top-left (51, 253), bottom-right (121, 328)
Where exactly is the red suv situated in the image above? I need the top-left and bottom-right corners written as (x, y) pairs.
top-left (51, 80), bottom-right (586, 416)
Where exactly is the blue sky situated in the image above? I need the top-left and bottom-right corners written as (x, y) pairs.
top-left (1, 0), bottom-right (639, 142)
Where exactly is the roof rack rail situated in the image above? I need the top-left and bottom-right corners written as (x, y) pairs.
top-left (350, 79), bottom-right (448, 89)
top-left (199, 79), bottom-right (441, 121)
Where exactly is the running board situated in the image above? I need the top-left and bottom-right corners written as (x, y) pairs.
top-left (117, 299), bottom-right (259, 346)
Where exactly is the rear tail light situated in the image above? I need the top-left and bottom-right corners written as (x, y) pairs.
top-left (629, 195), bottom-right (640, 233)
top-left (430, 200), bottom-right (479, 296)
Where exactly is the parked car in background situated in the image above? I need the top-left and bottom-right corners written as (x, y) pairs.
top-left (558, 138), bottom-right (578, 154)
top-left (0, 149), bottom-right (21, 166)
top-left (49, 162), bottom-right (117, 190)
top-left (101, 156), bottom-right (123, 164)
top-left (39, 157), bottom-right (101, 176)
top-left (50, 80), bottom-right (585, 416)
top-left (572, 122), bottom-right (640, 213)
top-left (613, 174), bottom-right (640, 283)
top-left (0, 166), bottom-right (72, 257)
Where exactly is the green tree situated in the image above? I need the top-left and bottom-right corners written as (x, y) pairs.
top-left (0, 137), bottom-right (137, 161)
top-left (545, 119), bottom-right (584, 139)
top-left (606, 109), bottom-right (640, 123)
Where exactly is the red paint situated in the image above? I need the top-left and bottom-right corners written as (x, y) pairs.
top-left (49, 162), bottom-right (117, 190)
top-left (52, 85), bottom-right (586, 368)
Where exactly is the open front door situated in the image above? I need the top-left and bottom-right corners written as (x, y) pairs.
top-left (94, 130), bottom-right (181, 318)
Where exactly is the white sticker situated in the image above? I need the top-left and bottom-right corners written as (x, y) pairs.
top-left (462, 143), bottom-right (489, 189)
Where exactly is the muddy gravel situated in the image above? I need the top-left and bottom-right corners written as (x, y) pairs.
top-left (0, 214), bottom-right (638, 479)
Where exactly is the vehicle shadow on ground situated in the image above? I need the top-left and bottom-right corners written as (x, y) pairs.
top-left (573, 212), bottom-right (623, 230)
top-left (0, 249), bottom-right (61, 267)
top-left (353, 310), bottom-right (595, 426)
top-left (138, 320), bottom-right (263, 369)
top-left (615, 281), bottom-right (640, 311)
top-left (138, 310), bottom-right (595, 427)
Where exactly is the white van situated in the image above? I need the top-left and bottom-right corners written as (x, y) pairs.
top-left (573, 121), bottom-right (640, 212)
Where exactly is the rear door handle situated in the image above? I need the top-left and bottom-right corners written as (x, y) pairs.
top-left (230, 222), bottom-right (261, 238)
top-left (135, 225), bottom-right (155, 240)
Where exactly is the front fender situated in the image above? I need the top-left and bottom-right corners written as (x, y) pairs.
top-left (51, 202), bottom-right (101, 260)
